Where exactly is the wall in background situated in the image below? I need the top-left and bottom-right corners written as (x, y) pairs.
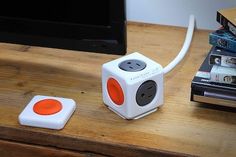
top-left (126, 0), bottom-right (236, 30)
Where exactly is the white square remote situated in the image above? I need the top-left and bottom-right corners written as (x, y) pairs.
top-left (19, 95), bottom-right (76, 130)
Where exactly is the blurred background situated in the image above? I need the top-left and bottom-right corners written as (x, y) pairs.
top-left (126, 0), bottom-right (236, 30)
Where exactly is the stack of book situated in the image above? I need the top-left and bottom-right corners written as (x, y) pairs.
top-left (191, 7), bottom-right (236, 107)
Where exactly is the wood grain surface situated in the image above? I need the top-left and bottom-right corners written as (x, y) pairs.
top-left (0, 22), bottom-right (236, 157)
top-left (0, 139), bottom-right (105, 157)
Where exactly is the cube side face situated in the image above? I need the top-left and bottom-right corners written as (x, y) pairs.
top-left (153, 72), bottom-right (164, 107)
top-left (126, 71), bottom-right (164, 119)
top-left (102, 65), bottom-right (128, 117)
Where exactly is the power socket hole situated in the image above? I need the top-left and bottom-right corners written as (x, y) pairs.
top-left (136, 80), bottom-right (157, 106)
top-left (119, 59), bottom-right (146, 72)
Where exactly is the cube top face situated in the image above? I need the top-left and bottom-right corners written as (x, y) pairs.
top-left (19, 95), bottom-right (76, 130)
top-left (102, 52), bottom-right (163, 85)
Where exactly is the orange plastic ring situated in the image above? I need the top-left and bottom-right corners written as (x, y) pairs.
top-left (107, 78), bottom-right (124, 105)
top-left (33, 99), bottom-right (62, 115)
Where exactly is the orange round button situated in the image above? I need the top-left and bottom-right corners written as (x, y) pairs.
top-left (107, 78), bottom-right (124, 105)
top-left (33, 99), bottom-right (62, 115)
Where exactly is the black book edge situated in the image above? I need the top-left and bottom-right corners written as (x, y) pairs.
top-left (209, 46), bottom-right (236, 68)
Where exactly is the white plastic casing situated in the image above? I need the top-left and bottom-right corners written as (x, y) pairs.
top-left (18, 95), bottom-right (76, 130)
top-left (102, 52), bottom-right (164, 119)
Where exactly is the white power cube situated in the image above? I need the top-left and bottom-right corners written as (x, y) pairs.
top-left (102, 52), bottom-right (164, 119)
top-left (19, 95), bottom-right (76, 130)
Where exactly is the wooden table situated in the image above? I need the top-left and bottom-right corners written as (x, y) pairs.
top-left (0, 23), bottom-right (236, 157)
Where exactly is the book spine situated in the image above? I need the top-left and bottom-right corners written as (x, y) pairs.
top-left (209, 54), bottom-right (236, 68)
top-left (217, 11), bottom-right (236, 36)
top-left (209, 32), bottom-right (236, 52)
top-left (210, 65), bottom-right (236, 85)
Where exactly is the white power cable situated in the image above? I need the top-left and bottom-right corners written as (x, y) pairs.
top-left (163, 15), bottom-right (195, 74)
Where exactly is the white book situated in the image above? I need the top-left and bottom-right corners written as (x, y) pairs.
top-left (210, 65), bottom-right (236, 85)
